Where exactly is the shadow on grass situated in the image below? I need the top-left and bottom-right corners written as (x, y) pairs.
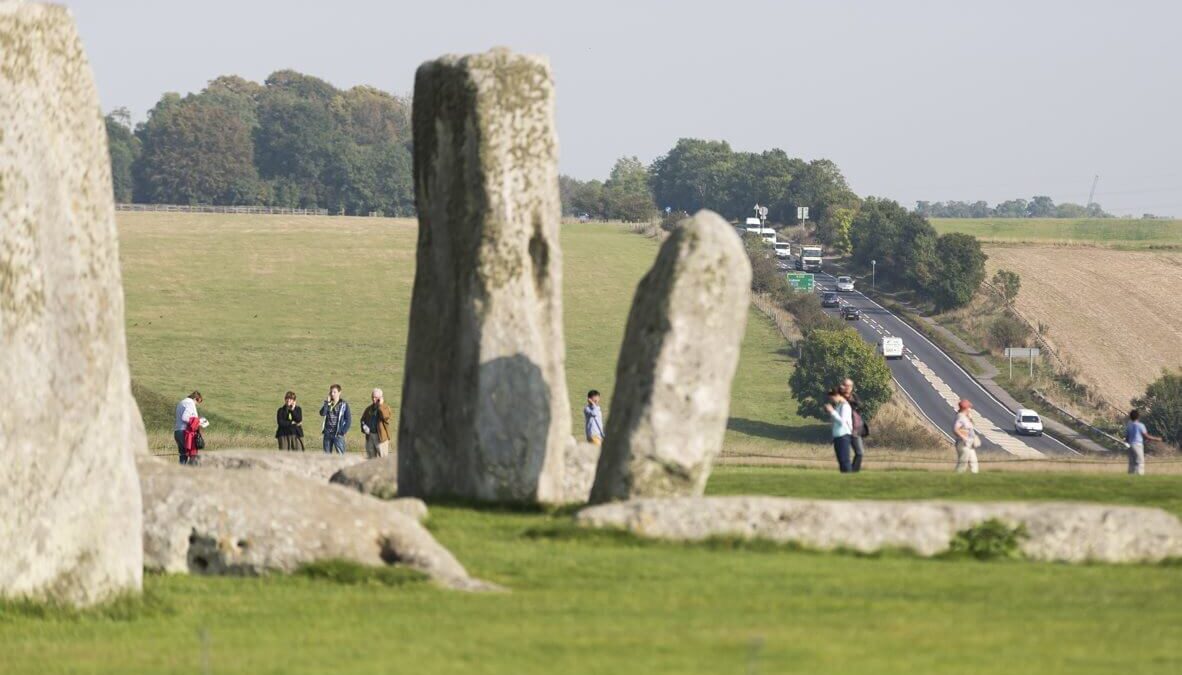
top-left (728, 417), bottom-right (828, 444)
top-left (0, 587), bottom-right (173, 623)
top-left (294, 560), bottom-right (428, 587)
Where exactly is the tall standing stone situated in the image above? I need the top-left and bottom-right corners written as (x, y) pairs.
top-left (0, 2), bottom-right (145, 605)
top-left (398, 49), bottom-right (570, 504)
top-left (589, 211), bottom-right (751, 504)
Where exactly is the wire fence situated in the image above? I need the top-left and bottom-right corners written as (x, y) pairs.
top-left (117, 203), bottom-right (331, 216)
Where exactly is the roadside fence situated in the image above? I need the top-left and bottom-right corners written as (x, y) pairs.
top-left (117, 203), bottom-right (331, 216)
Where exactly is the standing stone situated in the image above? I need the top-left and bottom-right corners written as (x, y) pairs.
top-left (398, 49), bottom-right (570, 504)
top-left (589, 211), bottom-right (750, 504)
top-left (0, 2), bottom-right (145, 605)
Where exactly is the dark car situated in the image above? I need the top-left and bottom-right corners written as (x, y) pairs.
top-left (821, 292), bottom-right (840, 308)
top-left (841, 306), bottom-right (862, 320)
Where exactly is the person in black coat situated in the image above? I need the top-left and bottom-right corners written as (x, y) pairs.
top-left (276, 391), bottom-right (304, 451)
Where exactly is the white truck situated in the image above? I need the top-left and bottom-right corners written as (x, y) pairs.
top-left (774, 241), bottom-right (792, 258)
top-left (878, 336), bottom-right (904, 360)
top-left (744, 217), bottom-right (762, 235)
top-left (760, 228), bottom-right (777, 245)
top-left (795, 244), bottom-right (823, 272)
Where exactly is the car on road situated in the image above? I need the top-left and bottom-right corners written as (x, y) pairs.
top-left (840, 306), bottom-right (862, 320)
top-left (878, 336), bottom-right (904, 359)
top-left (1014, 409), bottom-right (1044, 436)
top-left (821, 292), bottom-right (840, 308)
top-left (836, 276), bottom-right (855, 292)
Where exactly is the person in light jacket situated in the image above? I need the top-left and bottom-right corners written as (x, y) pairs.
top-left (319, 384), bottom-right (352, 454)
top-left (584, 389), bottom-right (605, 445)
top-left (824, 388), bottom-right (854, 473)
top-left (953, 399), bottom-right (980, 474)
top-left (173, 390), bottom-right (205, 465)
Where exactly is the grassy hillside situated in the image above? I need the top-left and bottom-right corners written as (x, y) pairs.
top-left (4, 466), bottom-right (1181, 674)
top-left (932, 217), bottom-right (1182, 246)
top-left (117, 213), bottom-right (822, 453)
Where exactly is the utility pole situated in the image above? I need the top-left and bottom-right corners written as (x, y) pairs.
top-left (1087, 174), bottom-right (1100, 210)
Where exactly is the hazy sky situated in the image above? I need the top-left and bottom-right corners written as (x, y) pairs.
top-left (64, 0), bottom-right (1182, 215)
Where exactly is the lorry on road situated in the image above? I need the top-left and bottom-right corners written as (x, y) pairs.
top-left (878, 336), bottom-right (904, 360)
top-left (794, 244), bottom-right (823, 272)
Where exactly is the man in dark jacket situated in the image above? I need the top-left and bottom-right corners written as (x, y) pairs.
top-left (276, 391), bottom-right (304, 451)
top-left (319, 384), bottom-right (351, 454)
top-left (841, 378), bottom-right (867, 472)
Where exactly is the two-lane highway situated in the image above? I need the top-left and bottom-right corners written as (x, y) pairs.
top-left (811, 271), bottom-right (1077, 457)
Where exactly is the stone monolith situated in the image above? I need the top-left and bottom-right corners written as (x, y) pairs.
top-left (398, 49), bottom-right (570, 504)
top-left (0, 2), bottom-right (145, 606)
top-left (589, 211), bottom-right (750, 504)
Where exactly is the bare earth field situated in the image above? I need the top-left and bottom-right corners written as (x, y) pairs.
top-left (984, 244), bottom-right (1182, 406)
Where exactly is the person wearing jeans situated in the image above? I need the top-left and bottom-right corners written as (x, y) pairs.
top-left (1125, 409), bottom-right (1161, 475)
top-left (840, 378), bottom-right (866, 472)
top-left (319, 384), bottom-right (351, 454)
top-left (824, 388), bottom-right (854, 473)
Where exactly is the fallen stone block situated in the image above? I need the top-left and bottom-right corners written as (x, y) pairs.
top-left (199, 449), bottom-right (364, 483)
top-left (331, 456), bottom-right (399, 501)
top-left (139, 458), bottom-right (493, 590)
top-left (576, 496), bottom-right (1182, 564)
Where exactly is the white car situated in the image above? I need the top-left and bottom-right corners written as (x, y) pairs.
top-left (1014, 409), bottom-right (1044, 436)
top-left (878, 336), bottom-right (903, 360)
top-left (836, 276), bottom-right (855, 292)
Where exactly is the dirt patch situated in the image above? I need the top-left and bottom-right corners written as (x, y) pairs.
top-left (984, 245), bottom-right (1182, 407)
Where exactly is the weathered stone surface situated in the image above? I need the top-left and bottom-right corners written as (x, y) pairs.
top-left (589, 211), bottom-right (751, 504)
top-left (138, 458), bottom-right (489, 590)
top-left (399, 48), bottom-right (570, 504)
top-left (0, 2), bottom-right (145, 606)
top-left (200, 449), bottom-right (364, 483)
top-left (330, 456), bottom-right (399, 500)
top-left (576, 497), bottom-right (1182, 564)
top-left (559, 437), bottom-right (600, 505)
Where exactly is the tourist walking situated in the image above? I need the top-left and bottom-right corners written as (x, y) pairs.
top-left (584, 390), bottom-right (605, 446)
top-left (1124, 409), bottom-right (1161, 476)
top-left (953, 399), bottom-right (980, 474)
top-left (319, 384), bottom-right (352, 454)
top-left (173, 391), bottom-right (206, 465)
top-left (840, 378), bottom-right (868, 472)
top-left (360, 388), bottom-right (393, 458)
top-left (824, 388), bottom-right (854, 473)
top-left (275, 391), bottom-right (304, 451)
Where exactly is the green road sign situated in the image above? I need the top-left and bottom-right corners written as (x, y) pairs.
top-left (786, 272), bottom-right (814, 293)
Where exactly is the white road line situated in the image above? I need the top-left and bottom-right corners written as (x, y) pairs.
top-left (815, 271), bottom-right (1078, 456)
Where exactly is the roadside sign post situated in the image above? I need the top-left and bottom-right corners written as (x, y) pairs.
top-left (797, 206), bottom-right (809, 226)
top-left (786, 272), bottom-right (814, 293)
top-left (871, 260), bottom-right (876, 289)
top-left (1004, 347), bottom-right (1040, 380)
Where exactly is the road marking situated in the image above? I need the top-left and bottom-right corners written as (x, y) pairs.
top-left (815, 272), bottom-right (1078, 455)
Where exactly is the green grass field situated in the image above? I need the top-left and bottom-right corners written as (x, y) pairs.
top-left (10, 213), bottom-right (1179, 674)
top-left (118, 213), bottom-right (821, 454)
top-left (931, 217), bottom-right (1182, 246)
top-left (3, 467), bottom-right (1181, 674)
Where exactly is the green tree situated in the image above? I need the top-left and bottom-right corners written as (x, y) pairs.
top-left (1132, 370), bottom-right (1182, 447)
top-left (570, 179), bottom-right (605, 218)
top-left (602, 156), bottom-right (656, 221)
top-left (928, 233), bottom-right (987, 310)
top-left (993, 199), bottom-right (1028, 218)
top-left (134, 96), bottom-right (259, 205)
top-left (991, 269), bottom-right (1021, 303)
top-left (649, 138), bottom-right (736, 214)
top-left (817, 206), bottom-right (855, 254)
top-left (788, 329), bottom-right (894, 420)
top-left (1026, 195), bottom-right (1056, 217)
top-left (105, 107), bottom-right (140, 202)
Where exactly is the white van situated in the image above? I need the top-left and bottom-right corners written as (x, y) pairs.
top-left (878, 336), bottom-right (903, 360)
top-left (1014, 409), bottom-right (1044, 436)
top-left (774, 241), bottom-right (792, 258)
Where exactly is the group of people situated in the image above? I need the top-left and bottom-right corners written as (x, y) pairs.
top-left (176, 382), bottom-right (1164, 476)
top-left (173, 384), bottom-right (394, 464)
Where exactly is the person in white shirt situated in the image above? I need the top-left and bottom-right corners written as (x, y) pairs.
top-left (952, 399), bottom-right (979, 474)
top-left (823, 388), bottom-right (854, 473)
top-left (173, 391), bottom-right (204, 465)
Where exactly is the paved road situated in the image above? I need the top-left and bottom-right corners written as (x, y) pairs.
top-left (811, 271), bottom-right (1078, 457)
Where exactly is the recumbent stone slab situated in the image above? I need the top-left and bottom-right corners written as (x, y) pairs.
top-left (398, 49), bottom-right (570, 504)
top-left (0, 2), bottom-right (145, 606)
top-left (589, 210), bottom-right (751, 504)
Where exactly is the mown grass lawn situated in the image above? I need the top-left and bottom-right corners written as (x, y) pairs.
top-left (119, 214), bottom-right (821, 454)
top-left (3, 466), bottom-right (1180, 674)
top-left (931, 217), bottom-right (1182, 247)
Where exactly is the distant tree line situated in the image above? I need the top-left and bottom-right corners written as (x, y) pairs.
top-left (559, 138), bottom-right (860, 229)
top-left (105, 71), bottom-right (414, 216)
top-left (915, 196), bottom-right (1111, 219)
